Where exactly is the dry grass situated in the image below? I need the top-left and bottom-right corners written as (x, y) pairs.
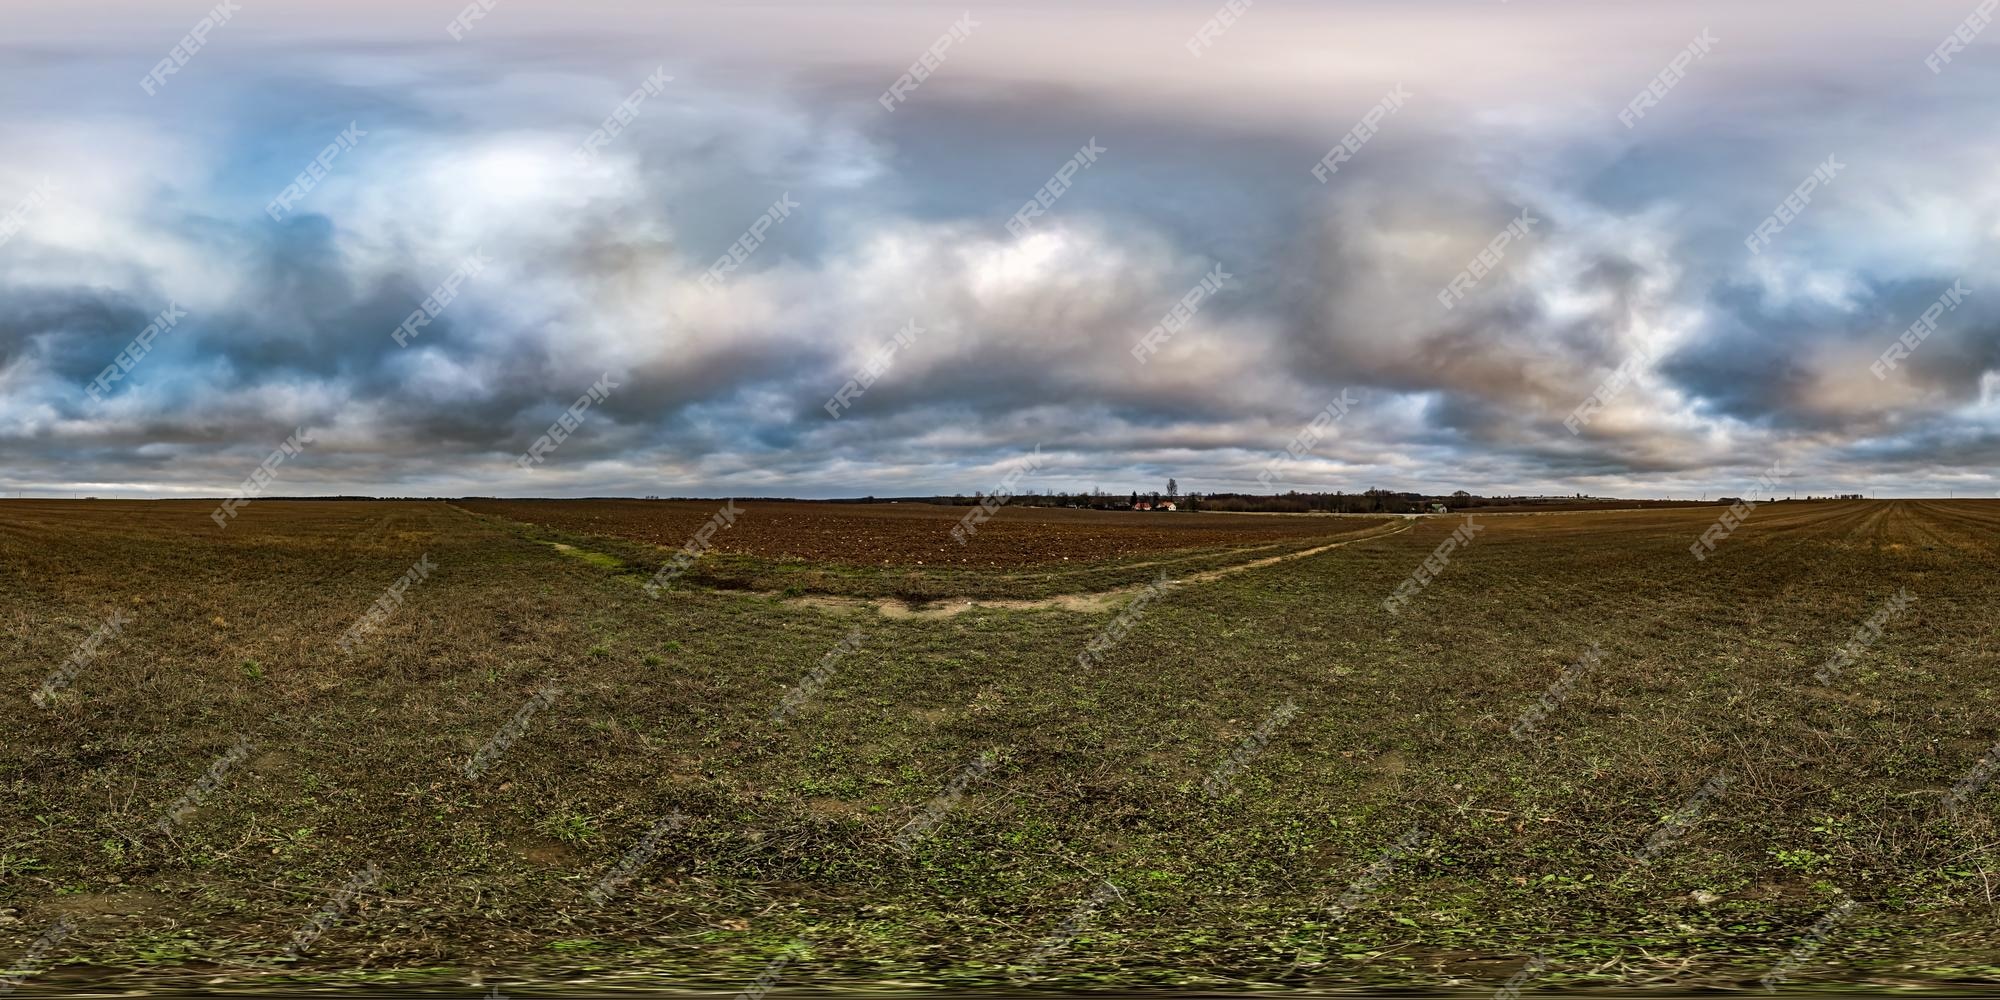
top-left (4, 498), bottom-right (2000, 992)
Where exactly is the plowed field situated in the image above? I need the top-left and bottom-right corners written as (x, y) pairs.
top-left (454, 498), bottom-right (1368, 565)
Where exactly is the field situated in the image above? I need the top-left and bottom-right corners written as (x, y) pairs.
top-left (455, 499), bottom-right (1396, 600)
top-left (7, 497), bottom-right (2000, 993)
top-left (456, 499), bottom-right (1362, 564)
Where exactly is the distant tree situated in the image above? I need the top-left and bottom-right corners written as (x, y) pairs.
top-left (1167, 478), bottom-right (1179, 499)
top-left (1129, 491), bottom-right (1139, 507)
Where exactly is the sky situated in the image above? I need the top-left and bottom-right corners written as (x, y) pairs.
top-left (3, 0), bottom-right (1999, 500)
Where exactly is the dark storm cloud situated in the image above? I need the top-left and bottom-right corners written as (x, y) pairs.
top-left (0, 288), bottom-right (156, 382)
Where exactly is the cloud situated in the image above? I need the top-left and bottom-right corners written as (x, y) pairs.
top-left (2, 2), bottom-right (1999, 498)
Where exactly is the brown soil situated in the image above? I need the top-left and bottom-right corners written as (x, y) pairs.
top-left (456, 498), bottom-right (1369, 567)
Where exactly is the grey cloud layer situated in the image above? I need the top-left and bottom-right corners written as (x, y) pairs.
top-left (2, 1), bottom-right (1999, 497)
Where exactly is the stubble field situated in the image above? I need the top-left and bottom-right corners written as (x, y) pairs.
top-left (5, 497), bottom-right (2000, 994)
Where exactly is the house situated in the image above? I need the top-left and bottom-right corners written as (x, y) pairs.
top-left (1158, 502), bottom-right (1177, 512)
top-left (1132, 501), bottom-right (1152, 511)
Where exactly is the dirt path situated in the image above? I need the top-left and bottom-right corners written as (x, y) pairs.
top-left (776, 518), bottom-right (1416, 618)
top-left (528, 515), bottom-right (1417, 618)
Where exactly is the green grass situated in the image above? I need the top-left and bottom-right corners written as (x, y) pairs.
top-left (547, 542), bottom-right (624, 571)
